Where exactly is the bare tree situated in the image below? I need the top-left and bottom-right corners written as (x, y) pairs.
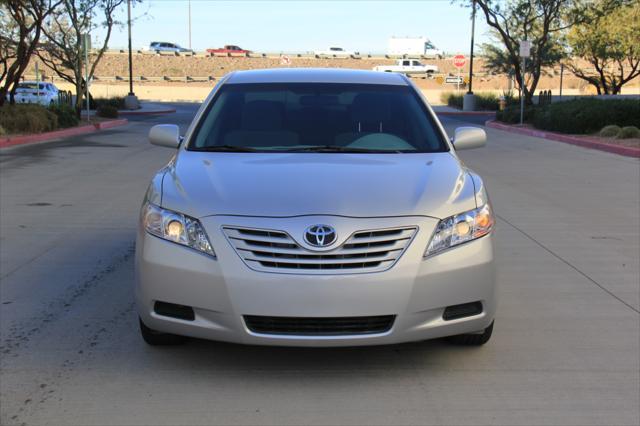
top-left (472, 0), bottom-right (623, 104)
top-left (37, 0), bottom-right (126, 110)
top-left (0, 0), bottom-right (60, 106)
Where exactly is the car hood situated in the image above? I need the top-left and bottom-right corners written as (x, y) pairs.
top-left (160, 151), bottom-right (477, 219)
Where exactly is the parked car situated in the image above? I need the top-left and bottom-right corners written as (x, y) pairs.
top-left (137, 68), bottom-right (495, 348)
top-left (206, 45), bottom-right (251, 55)
top-left (373, 59), bottom-right (439, 76)
top-left (145, 41), bottom-right (192, 53)
top-left (10, 81), bottom-right (59, 106)
top-left (314, 47), bottom-right (356, 57)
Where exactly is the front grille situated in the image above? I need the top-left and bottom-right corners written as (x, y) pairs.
top-left (223, 226), bottom-right (417, 274)
top-left (244, 315), bottom-right (395, 336)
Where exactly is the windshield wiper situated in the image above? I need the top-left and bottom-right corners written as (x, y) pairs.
top-left (195, 145), bottom-right (258, 152)
top-left (287, 145), bottom-right (403, 153)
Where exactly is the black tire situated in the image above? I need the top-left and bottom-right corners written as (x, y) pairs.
top-left (446, 321), bottom-right (494, 346)
top-left (139, 317), bottom-right (186, 345)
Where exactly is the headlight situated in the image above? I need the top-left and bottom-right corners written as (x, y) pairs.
top-left (425, 204), bottom-right (494, 258)
top-left (142, 202), bottom-right (215, 257)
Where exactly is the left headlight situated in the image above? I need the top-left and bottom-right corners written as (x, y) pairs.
top-left (142, 202), bottom-right (215, 257)
top-left (425, 204), bottom-right (494, 258)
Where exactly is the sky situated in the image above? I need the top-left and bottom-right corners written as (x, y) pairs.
top-left (100, 0), bottom-right (492, 54)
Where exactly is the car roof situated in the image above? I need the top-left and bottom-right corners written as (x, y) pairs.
top-left (225, 68), bottom-right (409, 86)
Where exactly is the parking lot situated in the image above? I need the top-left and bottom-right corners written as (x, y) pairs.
top-left (1, 103), bottom-right (638, 425)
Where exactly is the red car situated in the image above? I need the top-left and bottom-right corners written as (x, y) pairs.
top-left (206, 45), bottom-right (251, 56)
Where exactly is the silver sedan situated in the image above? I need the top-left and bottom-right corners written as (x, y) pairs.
top-left (136, 68), bottom-right (495, 347)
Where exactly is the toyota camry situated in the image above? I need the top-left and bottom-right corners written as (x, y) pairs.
top-left (136, 68), bottom-right (496, 347)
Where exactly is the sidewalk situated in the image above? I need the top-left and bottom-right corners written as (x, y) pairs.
top-left (81, 102), bottom-right (176, 118)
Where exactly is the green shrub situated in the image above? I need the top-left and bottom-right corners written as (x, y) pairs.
top-left (475, 93), bottom-right (499, 111)
top-left (94, 96), bottom-right (125, 109)
top-left (0, 104), bottom-right (58, 134)
top-left (531, 98), bottom-right (640, 134)
top-left (616, 126), bottom-right (640, 139)
top-left (441, 92), bottom-right (463, 109)
top-left (96, 104), bottom-right (119, 118)
top-left (0, 125), bottom-right (6, 136)
top-left (496, 104), bottom-right (539, 124)
top-left (49, 104), bottom-right (79, 128)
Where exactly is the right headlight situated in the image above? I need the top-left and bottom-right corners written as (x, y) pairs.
top-left (425, 204), bottom-right (494, 258)
top-left (142, 201), bottom-right (215, 257)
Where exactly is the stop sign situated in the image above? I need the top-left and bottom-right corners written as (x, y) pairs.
top-left (453, 55), bottom-right (466, 68)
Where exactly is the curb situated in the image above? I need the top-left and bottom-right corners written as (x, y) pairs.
top-left (437, 110), bottom-right (497, 116)
top-left (117, 108), bottom-right (176, 116)
top-left (0, 119), bottom-right (129, 149)
top-left (485, 120), bottom-right (640, 159)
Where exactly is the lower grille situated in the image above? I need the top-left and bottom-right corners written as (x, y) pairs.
top-left (244, 315), bottom-right (395, 336)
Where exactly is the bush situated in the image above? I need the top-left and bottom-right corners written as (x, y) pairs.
top-left (96, 104), bottom-right (119, 118)
top-left (0, 125), bottom-right (6, 136)
top-left (441, 92), bottom-right (463, 109)
top-left (531, 98), bottom-right (640, 134)
top-left (0, 104), bottom-right (58, 134)
top-left (617, 126), bottom-right (640, 139)
top-left (599, 125), bottom-right (621, 137)
top-left (94, 96), bottom-right (125, 110)
top-left (49, 104), bottom-right (79, 128)
top-left (441, 92), bottom-right (499, 111)
top-left (496, 104), bottom-right (539, 124)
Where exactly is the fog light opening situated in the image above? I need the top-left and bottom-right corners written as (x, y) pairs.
top-left (442, 301), bottom-right (483, 321)
top-left (154, 301), bottom-right (195, 321)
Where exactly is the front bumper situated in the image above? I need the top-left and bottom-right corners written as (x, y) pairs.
top-left (135, 215), bottom-right (496, 347)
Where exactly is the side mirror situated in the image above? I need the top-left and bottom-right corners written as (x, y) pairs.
top-left (453, 127), bottom-right (486, 151)
top-left (149, 124), bottom-right (181, 148)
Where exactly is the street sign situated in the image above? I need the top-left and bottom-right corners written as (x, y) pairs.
top-left (453, 54), bottom-right (466, 69)
top-left (519, 40), bottom-right (531, 58)
top-left (81, 33), bottom-right (91, 55)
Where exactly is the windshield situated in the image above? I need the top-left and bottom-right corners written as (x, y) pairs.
top-left (189, 83), bottom-right (448, 153)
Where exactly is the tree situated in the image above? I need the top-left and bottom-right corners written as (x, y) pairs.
top-left (37, 0), bottom-right (126, 110)
top-left (567, 1), bottom-right (640, 94)
top-left (0, 0), bottom-right (60, 106)
top-left (472, 0), bottom-right (623, 104)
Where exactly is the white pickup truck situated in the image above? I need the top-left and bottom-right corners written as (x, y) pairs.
top-left (373, 59), bottom-right (439, 76)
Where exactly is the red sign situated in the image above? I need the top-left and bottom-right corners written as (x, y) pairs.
top-left (453, 55), bottom-right (466, 69)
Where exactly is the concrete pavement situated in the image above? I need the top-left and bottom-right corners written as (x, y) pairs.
top-left (1, 103), bottom-right (638, 425)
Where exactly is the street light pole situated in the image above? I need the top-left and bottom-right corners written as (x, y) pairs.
top-left (124, 0), bottom-right (140, 109)
top-left (462, 0), bottom-right (477, 111)
top-left (467, 0), bottom-right (476, 94)
top-left (188, 0), bottom-right (192, 50)
top-left (127, 0), bottom-right (134, 96)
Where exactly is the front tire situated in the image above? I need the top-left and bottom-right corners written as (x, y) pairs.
top-left (446, 321), bottom-right (493, 346)
top-left (139, 317), bottom-right (186, 345)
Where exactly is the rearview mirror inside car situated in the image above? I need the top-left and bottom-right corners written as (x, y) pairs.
top-left (149, 124), bottom-right (181, 148)
top-left (453, 127), bottom-right (486, 150)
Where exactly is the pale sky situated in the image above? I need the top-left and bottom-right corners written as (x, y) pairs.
top-left (99, 0), bottom-right (491, 54)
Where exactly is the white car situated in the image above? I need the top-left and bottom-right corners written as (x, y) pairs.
top-left (137, 68), bottom-right (495, 348)
top-left (11, 81), bottom-right (59, 106)
top-left (315, 47), bottom-right (355, 57)
top-left (373, 59), bottom-right (439, 76)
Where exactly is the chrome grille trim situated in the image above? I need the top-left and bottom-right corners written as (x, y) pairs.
top-left (223, 226), bottom-right (417, 274)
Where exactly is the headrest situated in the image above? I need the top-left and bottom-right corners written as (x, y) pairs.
top-left (241, 100), bottom-right (283, 131)
top-left (351, 93), bottom-right (391, 123)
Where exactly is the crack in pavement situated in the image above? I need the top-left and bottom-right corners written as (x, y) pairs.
top-left (497, 214), bottom-right (639, 314)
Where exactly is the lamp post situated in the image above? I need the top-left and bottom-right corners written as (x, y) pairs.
top-left (463, 0), bottom-right (477, 111)
top-left (188, 0), bottom-right (192, 50)
top-left (124, 0), bottom-right (140, 109)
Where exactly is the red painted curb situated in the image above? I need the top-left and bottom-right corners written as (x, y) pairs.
top-left (117, 108), bottom-right (176, 116)
top-left (0, 119), bottom-right (129, 149)
top-left (485, 120), bottom-right (640, 158)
